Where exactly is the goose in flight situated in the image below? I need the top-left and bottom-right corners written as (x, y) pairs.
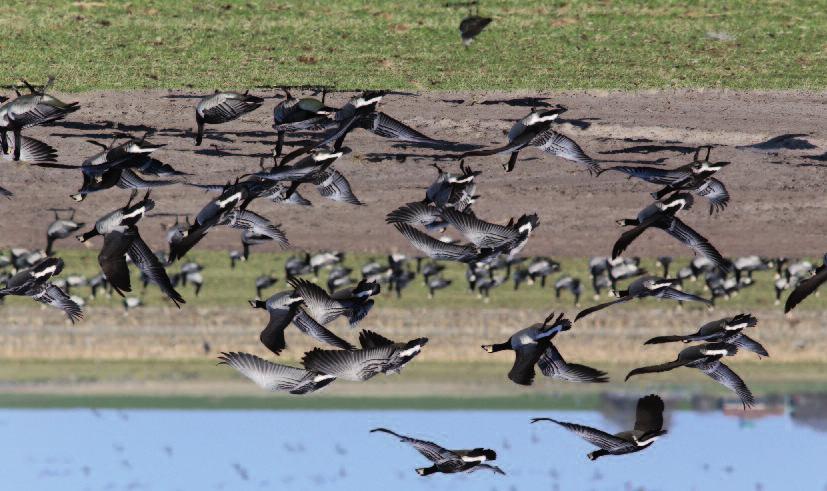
top-left (370, 428), bottom-right (505, 476)
top-left (531, 394), bottom-right (666, 460)
top-left (288, 277), bottom-right (380, 326)
top-left (482, 312), bottom-right (608, 385)
top-left (218, 351), bottom-right (335, 394)
top-left (195, 90), bottom-right (264, 145)
top-left (626, 343), bottom-right (755, 408)
top-left (0, 257), bottom-right (83, 323)
top-left (645, 313), bottom-right (767, 357)
top-left (784, 253), bottom-right (827, 313)
top-left (574, 276), bottom-right (711, 322)
top-left (301, 332), bottom-right (427, 381)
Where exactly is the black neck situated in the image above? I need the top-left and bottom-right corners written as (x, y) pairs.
top-left (80, 229), bottom-right (99, 242)
top-left (417, 465), bottom-right (439, 476)
top-left (490, 341), bottom-right (512, 352)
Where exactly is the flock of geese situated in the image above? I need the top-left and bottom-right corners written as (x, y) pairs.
top-left (0, 75), bottom-right (824, 475)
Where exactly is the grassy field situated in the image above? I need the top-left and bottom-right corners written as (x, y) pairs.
top-left (2, 249), bottom-right (818, 312)
top-left (2, 1), bottom-right (826, 91)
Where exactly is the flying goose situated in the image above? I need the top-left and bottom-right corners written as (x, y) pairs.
top-left (370, 428), bottom-right (504, 476)
top-left (482, 312), bottom-right (608, 385)
top-left (393, 223), bottom-right (492, 263)
top-left (441, 208), bottom-right (539, 259)
top-left (0, 257), bottom-right (82, 322)
top-left (386, 202), bottom-right (448, 231)
top-left (195, 90), bottom-right (264, 145)
top-left (301, 332), bottom-right (427, 381)
top-left (288, 277), bottom-right (380, 326)
top-left (599, 146), bottom-right (730, 215)
top-left (218, 351), bottom-right (336, 394)
top-left (784, 253), bottom-right (827, 313)
top-left (612, 193), bottom-right (729, 273)
top-left (273, 87), bottom-right (334, 156)
top-left (574, 276), bottom-right (711, 322)
top-left (462, 106), bottom-right (599, 174)
top-left (626, 343), bottom-right (755, 408)
top-left (531, 394), bottom-right (666, 460)
top-left (255, 148), bottom-right (343, 182)
top-left (424, 161), bottom-right (480, 211)
top-left (45, 208), bottom-right (84, 256)
top-left (0, 78), bottom-right (80, 160)
top-left (218, 210), bottom-right (289, 248)
top-left (250, 291), bottom-right (355, 355)
top-left (645, 313), bottom-right (768, 357)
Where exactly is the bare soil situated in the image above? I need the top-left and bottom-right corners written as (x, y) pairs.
top-left (3, 89), bottom-right (827, 257)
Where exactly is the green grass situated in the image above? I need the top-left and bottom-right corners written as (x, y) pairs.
top-left (2, 1), bottom-right (826, 91)
top-left (4, 249), bottom-right (818, 312)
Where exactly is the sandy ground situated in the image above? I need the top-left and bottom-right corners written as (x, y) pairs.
top-left (2, 89), bottom-right (826, 257)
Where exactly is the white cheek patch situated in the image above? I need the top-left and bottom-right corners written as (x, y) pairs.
top-left (648, 282), bottom-right (674, 289)
top-left (701, 349), bottom-right (730, 356)
top-left (726, 322), bottom-right (748, 330)
top-left (32, 265), bottom-right (57, 278)
top-left (355, 96), bottom-right (382, 107)
top-left (634, 435), bottom-right (660, 446)
top-left (461, 455), bottom-right (487, 463)
top-left (127, 143), bottom-right (156, 154)
top-left (121, 206), bottom-right (146, 220)
top-left (313, 374), bottom-right (336, 383)
top-left (397, 345), bottom-right (422, 358)
top-left (313, 151), bottom-right (343, 161)
top-left (217, 192), bottom-right (242, 208)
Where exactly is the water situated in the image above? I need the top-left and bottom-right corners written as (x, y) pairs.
top-left (2, 406), bottom-right (824, 491)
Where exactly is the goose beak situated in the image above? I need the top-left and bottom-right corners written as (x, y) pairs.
top-left (481, 345), bottom-right (494, 353)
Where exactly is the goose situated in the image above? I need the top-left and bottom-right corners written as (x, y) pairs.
top-left (460, 15), bottom-right (492, 46)
top-left (311, 166), bottom-right (364, 205)
top-left (386, 202), bottom-right (448, 231)
top-left (284, 253), bottom-right (312, 278)
top-left (0, 78), bottom-right (80, 160)
top-left (527, 256), bottom-right (560, 287)
top-left (289, 277), bottom-right (379, 326)
top-left (45, 208), bottom-right (84, 256)
top-left (391, 269), bottom-right (416, 298)
top-left (531, 394), bottom-right (666, 460)
top-left (301, 331), bottom-right (427, 381)
top-left (272, 87), bottom-right (334, 156)
top-left (240, 229), bottom-right (272, 261)
top-left (0, 257), bottom-right (82, 322)
top-left (0, 134), bottom-right (57, 164)
top-left (785, 253), bottom-right (827, 313)
top-left (76, 190), bottom-right (154, 243)
top-left (554, 276), bottom-right (582, 306)
top-left (255, 148), bottom-right (344, 182)
top-left (393, 223), bottom-right (491, 263)
top-left (612, 193), bottom-right (729, 273)
top-left (574, 276), bottom-right (711, 322)
top-left (599, 146), bottom-right (730, 215)
top-left (732, 256), bottom-right (771, 283)
top-left (326, 265), bottom-right (353, 292)
top-left (229, 248), bottom-right (244, 268)
top-left (255, 275), bottom-right (278, 299)
top-left (310, 251), bottom-right (345, 276)
top-left (218, 210), bottom-right (289, 249)
top-left (441, 208), bottom-right (539, 259)
top-left (482, 312), bottom-right (608, 385)
top-left (426, 275), bottom-right (452, 298)
top-left (194, 90), bottom-right (264, 145)
top-left (656, 256), bottom-right (672, 277)
top-left (424, 161), bottom-right (480, 211)
top-left (370, 428), bottom-right (504, 476)
top-left (250, 291), bottom-right (354, 355)
top-left (218, 351), bottom-right (336, 394)
top-left (462, 106), bottom-right (599, 174)
top-left (644, 313), bottom-right (768, 357)
top-left (626, 343), bottom-right (755, 408)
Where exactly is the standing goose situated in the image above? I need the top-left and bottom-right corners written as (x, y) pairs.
top-left (599, 147), bottom-right (730, 215)
top-left (301, 332), bottom-right (427, 381)
top-left (626, 343), bottom-right (755, 408)
top-left (645, 313), bottom-right (768, 357)
top-left (531, 394), bottom-right (666, 460)
top-left (574, 276), bottom-right (711, 322)
top-left (462, 106), bottom-right (599, 174)
top-left (784, 253), bottom-right (827, 313)
top-left (195, 90), bottom-right (264, 146)
top-left (250, 290), bottom-right (355, 355)
top-left (460, 15), bottom-right (492, 46)
top-left (288, 277), bottom-right (380, 326)
top-left (45, 208), bottom-right (84, 256)
top-left (441, 208), bottom-right (539, 259)
top-left (482, 312), bottom-right (608, 385)
top-left (0, 257), bottom-right (82, 322)
top-left (0, 78), bottom-right (80, 160)
top-left (612, 193), bottom-right (729, 273)
top-left (218, 351), bottom-right (335, 394)
top-left (370, 428), bottom-right (504, 476)
top-left (273, 87), bottom-right (334, 156)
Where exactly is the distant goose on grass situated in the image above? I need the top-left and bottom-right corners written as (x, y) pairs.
top-left (301, 331), bottom-right (427, 381)
top-left (427, 275), bottom-right (452, 298)
top-left (250, 291), bottom-right (354, 355)
top-left (626, 343), bottom-right (755, 408)
top-left (273, 87), bottom-right (335, 156)
top-left (612, 193), bottom-right (729, 273)
top-left (45, 208), bottom-right (84, 256)
top-left (482, 312), bottom-right (608, 385)
top-left (554, 276), bottom-right (582, 306)
top-left (645, 313), bottom-right (767, 357)
top-left (194, 90), bottom-right (264, 145)
top-left (288, 277), bottom-right (380, 326)
top-left (218, 351), bottom-right (336, 395)
top-left (0, 77), bottom-right (80, 160)
top-left (656, 256), bottom-right (673, 277)
top-left (0, 256), bottom-right (82, 322)
top-left (784, 253), bottom-right (827, 313)
top-left (599, 146), bottom-right (730, 215)
top-left (254, 275), bottom-right (278, 298)
top-left (460, 15), bottom-right (492, 46)
top-left (574, 276), bottom-right (711, 322)
top-left (462, 106), bottom-right (599, 174)
top-left (370, 428), bottom-right (504, 476)
top-left (531, 394), bottom-right (666, 460)
top-left (393, 223), bottom-right (491, 264)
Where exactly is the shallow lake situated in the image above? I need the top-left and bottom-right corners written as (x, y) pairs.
top-left (2, 404), bottom-right (824, 491)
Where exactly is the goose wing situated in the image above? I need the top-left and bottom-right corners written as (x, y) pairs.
top-left (301, 346), bottom-right (395, 381)
top-left (531, 129), bottom-right (600, 175)
top-left (612, 215), bottom-right (666, 259)
top-left (10, 98), bottom-right (79, 128)
top-left (440, 208), bottom-right (519, 249)
top-left (508, 344), bottom-right (544, 386)
top-left (634, 394), bottom-right (665, 433)
top-left (367, 112), bottom-right (452, 147)
top-left (695, 178), bottom-right (730, 215)
top-left (574, 297), bottom-right (632, 322)
top-left (731, 334), bottom-right (769, 357)
top-left (393, 223), bottom-right (479, 262)
top-left (467, 463), bottom-right (506, 475)
top-left (258, 304), bottom-right (296, 355)
top-left (663, 218), bottom-right (729, 273)
top-left (218, 351), bottom-right (320, 392)
top-left (784, 265), bottom-right (827, 313)
top-left (116, 169), bottom-right (179, 190)
top-left (538, 343), bottom-right (609, 383)
top-left (3, 135), bottom-right (57, 164)
top-left (696, 360), bottom-right (755, 408)
top-left (31, 283), bottom-right (83, 323)
top-left (386, 202), bottom-right (443, 227)
top-left (98, 228), bottom-right (136, 296)
top-left (221, 210), bottom-right (289, 248)
top-left (531, 418), bottom-right (630, 451)
top-left (312, 168), bottom-right (363, 205)
top-left (292, 308), bottom-right (356, 350)
top-left (599, 165), bottom-right (684, 185)
top-left (288, 277), bottom-right (346, 324)
top-left (625, 358), bottom-right (692, 380)
top-left (651, 286), bottom-right (712, 304)
top-left (198, 93), bottom-right (263, 124)
top-left (370, 428), bottom-right (459, 464)
top-left (127, 231), bottom-right (185, 307)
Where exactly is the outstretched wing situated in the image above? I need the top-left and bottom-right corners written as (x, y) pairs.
top-left (634, 394), bottom-right (665, 433)
top-left (695, 178), bottom-right (729, 215)
top-left (508, 345), bottom-right (543, 386)
top-left (222, 210), bottom-right (289, 248)
top-left (292, 308), bottom-right (356, 350)
top-left (386, 202), bottom-right (444, 227)
top-left (731, 334), bottom-right (769, 357)
top-left (652, 286), bottom-right (712, 305)
top-left (288, 277), bottom-right (346, 324)
top-left (127, 232), bottom-right (185, 307)
top-left (663, 218), bottom-right (729, 273)
top-left (600, 166), bottom-right (682, 185)
top-left (532, 129), bottom-right (600, 175)
top-left (301, 346), bottom-right (395, 381)
top-left (313, 168), bottom-right (363, 205)
top-left (538, 343), bottom-right (609, 383)
top-left (784, 266), bottom-right (827, 313)
top-left (367, 112), bottom-right (453, 147)
top-left (117, 169), bottom-right (179, 190)
top-left (440, 208), bottom-right (519, 249)
top-left (625, 359), bottom-right (691, 381)
top-left (218, 351), bottom-right (317, 392)
top-left (393, 223), bottom-right (478, 262)
top-left (370, 428), bottom-right (459, 464)
top-left (531, 418), bottom-right (629, 451)
top-left (696, 360), bottom-right (755, 408)
top-left (98, 228), bottom-right (135, 296)
top-left (612, 215), bottom-right (665, 259)
top-left (31, 283), bottom-right (83, 323)
top-left (574, 297), bottom-right (632, 322)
